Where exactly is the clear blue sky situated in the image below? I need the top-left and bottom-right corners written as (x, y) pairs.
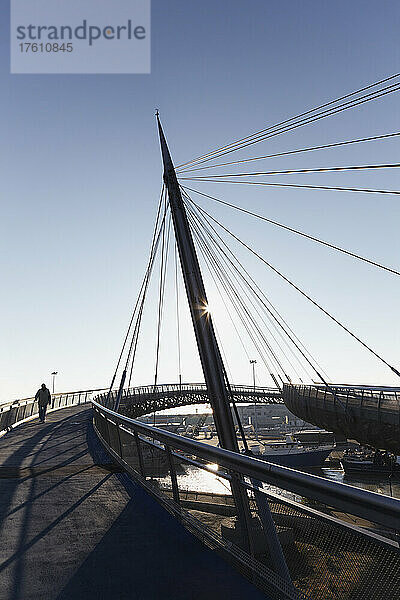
top-left (1, 0), bottom-right (399, 401)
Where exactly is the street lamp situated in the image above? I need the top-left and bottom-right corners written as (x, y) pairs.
top-left (250, 360), bottom-right (257, 438)
top-left (250, 360), bottom-right (257, 391)
top-left (51, 371), bottom-right (58, 394)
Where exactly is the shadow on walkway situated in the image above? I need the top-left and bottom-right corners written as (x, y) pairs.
top-left (0, 406), bottom-right (267, 600)
top-left (57, 471), bottom-right (267, 600)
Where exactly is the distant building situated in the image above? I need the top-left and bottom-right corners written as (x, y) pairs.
top-left (140, 402), bottom-right (309, 432)
top-left (234, 403), bottom-right (306, 429)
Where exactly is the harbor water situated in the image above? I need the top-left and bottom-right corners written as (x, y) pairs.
top-left (158, 460), bottom-right (400, 501)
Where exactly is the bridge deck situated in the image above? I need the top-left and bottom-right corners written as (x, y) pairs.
top-left (0, 405), bottom-right (267, 600)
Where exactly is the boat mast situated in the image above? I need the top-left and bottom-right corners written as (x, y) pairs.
top-left (157, 114), bottom-right (239, 452)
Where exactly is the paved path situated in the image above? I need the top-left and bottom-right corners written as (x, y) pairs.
top-left (0, 405), bottom-right (267, 600)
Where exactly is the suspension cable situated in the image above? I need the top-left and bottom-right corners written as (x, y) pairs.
top-left (186, 193), bottom-right (356, 416)
top-left (174, 242), bottom-right (182, 386)
top-left (189, 210), bottom-right (286, 386)
top-left (190, 199), bottom-right (400, 379)
top-left (172, 209), bottom-right (251, 446)
top-left (177, 75), bottom-right (400, 168)
top-left (179, 178), bottom-right (400, 196)
top-left (184, 190), bottom-right (330, 381)
top-left (180, 162), bottom-right (400, 179)
top-left (154, 211), bottom-right (172, 389)
top-left (184, 195), bottom-right (328, 384)
top-left (126, 192), bottom-right (169, 388)
top-left (181, 186), bottom-right (400, 277)
top-left (107, 185), bottom-right (165, 397)
top-left (189, 206), bottom-right (297, 381)
top-left (178, 131), bottom-right (400, 173)
top-left (184, 196), bottom-right (368, 418)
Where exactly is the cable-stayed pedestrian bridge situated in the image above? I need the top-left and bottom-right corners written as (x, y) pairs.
top-left (3, 75), bottom-right (400, 599)
top-left (0, 388), bottom-right (400, 600)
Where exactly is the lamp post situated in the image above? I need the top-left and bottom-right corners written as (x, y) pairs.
top-left (51, 371), bottom-right (58, 394)
top-left (250, 360), bottom-right (257, 438)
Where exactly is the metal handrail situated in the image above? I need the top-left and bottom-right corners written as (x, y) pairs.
top-left (314, 384), bottom-right (400, 392)
top-left (290, 383), bottom-right (399, 400)
top-left (91, 399), bottom-right (400, 532)
top-left (95, 383), bottom-right (283, 410)
top-left (121, 382), bottom-right (281, 396)
top-left (0, 389), bottom-right (103, 433)
top-left (1, 387), bottom-right (107, 410)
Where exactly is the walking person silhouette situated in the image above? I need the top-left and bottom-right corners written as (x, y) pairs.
top-left (35, 383), bottom-right (51, 423)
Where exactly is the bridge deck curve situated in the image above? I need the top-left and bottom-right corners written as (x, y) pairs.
top-left (100, 383), bottom-right (283, 418)
top-left (0, 404), bottom-right (266, 600)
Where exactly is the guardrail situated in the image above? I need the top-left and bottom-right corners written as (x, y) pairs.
top-left (92, 398), bottom-right (400, 600)
top-left (0, 388), bottom-right (104, 435)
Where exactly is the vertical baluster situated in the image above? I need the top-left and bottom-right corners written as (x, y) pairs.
top-left (134, 431), bottom-right (146, 477)
top-left (166, 445), bottom-right (180, 504)
top-left (117, 422), bottom-right (123, 458)
top-left (104, 415), bottom-right (111, 448)
top-left (377, 390), bottom-right (383, 426)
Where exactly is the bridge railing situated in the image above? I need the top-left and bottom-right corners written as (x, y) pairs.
top-left (92, 398), bottom-right (400, 600)
top-left (126, 382), bottom-right (281, 395)
top-left (95, 382), bottom-right (283, 418)
top-left (98, 382), bottom-right (281, 399)
top-left (0, 388), bottom-right (104, 435)
top-left (283, 383), bottom-right (400, 453)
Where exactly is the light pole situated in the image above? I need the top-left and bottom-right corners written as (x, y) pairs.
top-left (250, 360), bottom-right (257, 438)
top-left (51, 371), bottom-right (58, 394)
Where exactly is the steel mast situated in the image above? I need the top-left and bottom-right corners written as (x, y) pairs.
top-left (157, 115), bottom-right (240, 452)
top-left (156, 117), bottom-right (297, 585)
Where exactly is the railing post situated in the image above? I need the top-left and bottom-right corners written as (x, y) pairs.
top-left (117, 423), bottom-right (123, 458)
top-left (104, 415), bottom-right (112, 447)
top-left (166, 445), bottom-right (180, 504)
top-left (252, 484), bottom-right (295, 592)
top-left (134, 431), bottom-right (146, 477)
top-left (377, 391), bottom-right (383, 425)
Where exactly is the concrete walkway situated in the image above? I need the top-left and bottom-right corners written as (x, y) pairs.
top-left (0, 405), bottom-right (267, 600)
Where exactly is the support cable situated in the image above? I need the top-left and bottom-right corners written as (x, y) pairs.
top-left (185, 196), bottom-right (319, 383)
top-left (154, 212), bottom-right (172, 389)
top-left (181, 188), bottom-right (331, 382)
top-left (106, 185), bottom-right (164, 401)
top-left (180, 162), bottom-right (400, 178)
top-left (184, 195), bottom-right (369, 415)
top-left (126, 193), bottom-right (169, 388)
top-left (191, 199), bottom-right (400, 379)
top-left (185, 201), bottom-right (316, 385)
top-left (188, 200), bottom-right (354, 436)
top-left (181, 186), bottom-right (400, 277)
top-left (180, 178), bottom-right (400, 196)
top-left (177, 75), bottom-right (400, 168)
top-left (191, 233), bottom-right (253, 363)
top-left (188, 212), bottom-right (278, 446)
top-left (187, 207), bottom-right (292, 387)
top-left (174, 242), bottom-right (182, 386)
top-left (178, 131), bottom-right (400, 173)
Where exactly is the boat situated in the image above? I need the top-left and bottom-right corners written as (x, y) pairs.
top-left (246, 434), bottom-right (335, 467)
top-left (293, 429), bottom-right (336, 445)
top-left (341, 447), bottom-right (400, 475)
